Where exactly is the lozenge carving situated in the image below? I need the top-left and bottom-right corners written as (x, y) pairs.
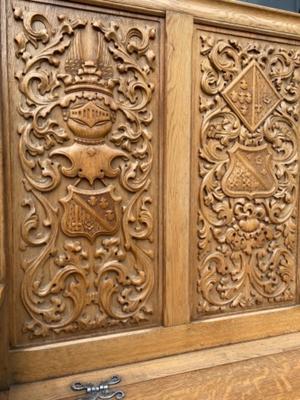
top-left (195, 31), bottom-right (299, 315)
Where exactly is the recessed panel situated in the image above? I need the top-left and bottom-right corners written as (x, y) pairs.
top-left (192, 27), bottom-right (300, 318)
top-left (8, 1), bottom-right (162, 346)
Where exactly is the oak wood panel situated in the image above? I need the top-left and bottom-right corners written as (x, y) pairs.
top-left (9, 332), bottom-right (300, 400)
top-left (8, 0), bottom-right (163, 347)
top-left (266, 394), bottom-right (300, 400)
top-left (47, 0), bottom-right (300, 39)
top-left (10, 305), bottom-right (300, 383)
top-left (2, 0), bottom-right (300, 392)
top-left (164, 11), bottom-right (193, 326)
top-left (191, 24), bottom-right (300, 319)
top-left (116, 348), bottom-right (300, 400)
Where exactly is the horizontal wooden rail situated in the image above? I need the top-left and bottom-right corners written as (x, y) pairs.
top-left (43, 0), bottom-right (300, 39)
top-left (10, 305), bottom-right (300, 383)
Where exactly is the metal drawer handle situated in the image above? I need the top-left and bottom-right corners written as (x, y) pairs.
top-left (71, 375), bottom-right (125, 400)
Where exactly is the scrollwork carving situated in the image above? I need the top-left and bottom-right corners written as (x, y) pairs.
top-left (196, 30), bottom-right (299, 316)
top-left (13, 4), bottom-right (159, 342)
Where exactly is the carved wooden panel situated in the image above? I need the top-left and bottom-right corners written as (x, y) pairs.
top-left (8, 1), bottom-right (162, 346)
top-left (192, 26), bottom-right (300, 318)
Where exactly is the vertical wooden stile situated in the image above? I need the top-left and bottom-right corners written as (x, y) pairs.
top-left (0, 0), bottom-right (10, 394)
top-left (164, 12), bottom-right (193, 326)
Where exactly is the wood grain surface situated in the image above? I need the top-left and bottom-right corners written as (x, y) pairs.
top-left (1, 0), bottom-right (300, 396)
top-left (45, 0), bottom-right (300, 39)
top-left (10, 305), bottom-right (300, 383)
top-left (9, 332), bottom-right (300, 400)
top-left (164, 11), bottom-right (193, 326)
top-left (121, 348), bottom-right (300, 400)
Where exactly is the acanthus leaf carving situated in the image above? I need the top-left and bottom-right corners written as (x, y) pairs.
top-left (195, 30), bottom-right (299, 316)
top-left (13, 4), bottom-right (159, 342)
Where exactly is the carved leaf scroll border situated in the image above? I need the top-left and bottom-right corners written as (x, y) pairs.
top-left (196, 31), bottom-right (300, 315)
top-left (13, 5), bottom-right (158, 339)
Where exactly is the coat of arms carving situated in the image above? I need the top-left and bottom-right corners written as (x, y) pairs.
top-left (222, 143), bottom-right (277, 199)
top-left (222, 60), bottom-right (281, 132)
top-left (12, 3), bottom-right (161, 344)
top-left (194, 29), bottom-right (299, 317)
top-left (61, 185), bottom-right (121, 241)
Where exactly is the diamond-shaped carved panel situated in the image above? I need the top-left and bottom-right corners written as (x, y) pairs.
top-left (194, 29), bottom-right (300, 319)
top-left (223, 60), bottom-right (281, 132)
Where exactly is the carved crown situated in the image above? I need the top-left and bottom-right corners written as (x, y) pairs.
top-left (60, 23), bottom-right (115, 95)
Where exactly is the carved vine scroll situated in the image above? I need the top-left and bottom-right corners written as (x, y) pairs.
top-left (12, 4), bottom-right (160, 343)
top-left (195, 29), bottom-right (300, 316)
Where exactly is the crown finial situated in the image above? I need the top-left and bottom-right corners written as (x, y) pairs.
top-left (60, 22), bottom-right (114, 95)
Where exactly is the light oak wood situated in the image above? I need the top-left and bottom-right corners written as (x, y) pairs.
top-left (38, 0), bottom-right (300, 38)
top-left (10, 305), bottom-right (300, 383)
top-left (2, 0), bottom-right (300, 397)
top-left (8, 0), bottom-right (164, 348)
top-left (164, 11), bottom-right (193, 326)
top-left (9, 332), bottom-right (300, 400)
top-left (114, 348), bottom-right (300, 400)
top-left (53, 0), bottom-right (300, 38)
top-left (191, 24), bottom-right (300, 317)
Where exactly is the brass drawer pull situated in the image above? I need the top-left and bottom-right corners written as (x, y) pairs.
top-left (71, 376), bottom-right (125, 400)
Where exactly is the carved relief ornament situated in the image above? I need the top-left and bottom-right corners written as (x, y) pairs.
top-left (13, 6), bottom-right (158, 339)
top-left (196, 32), bottom-right (300, 315)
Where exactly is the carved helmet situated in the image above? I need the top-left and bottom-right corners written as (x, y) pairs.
top-left (60, 23), bottom-right (117, 144)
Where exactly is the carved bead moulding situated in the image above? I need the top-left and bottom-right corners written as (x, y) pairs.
top-left (194, 27), bottom-right (300, 318)
top-left (9, 1), bottom-right (162, 345)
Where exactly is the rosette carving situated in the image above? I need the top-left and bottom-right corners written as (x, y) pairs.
top-left (195, 31), bottom-right (300, 315)
top-left (13, 5), bottom-right (159, 341)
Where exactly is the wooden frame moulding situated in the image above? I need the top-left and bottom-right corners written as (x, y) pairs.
top-left (0, 0), bottom-right (11, 393)
top-left (10, 305), bottom-right (300, 383)
top-left (9, 332), bottom-right (300, 400)
top-left (43, 0), bottom-right (300, 39)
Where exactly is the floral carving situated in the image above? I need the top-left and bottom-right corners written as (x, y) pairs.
top-left (196, 32), bottom-right (299, 315)
top-left (14, 6), bottom-right (159, 341)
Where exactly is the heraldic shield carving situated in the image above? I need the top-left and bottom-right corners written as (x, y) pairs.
top-left (11, 2), bottom-right (161, 345)
top-left (61, 185), bottom-right (121, 241)
top-left (222, 143), bottom-right (278, 199)
top-left (194, 27), bottom-right (300, 318)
